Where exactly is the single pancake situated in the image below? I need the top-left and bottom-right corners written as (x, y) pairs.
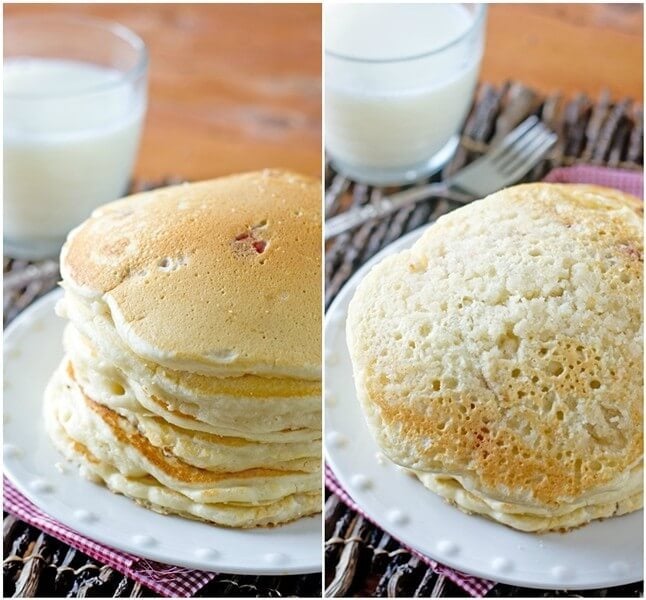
top-left (347, 183), bottom-right (643, 531)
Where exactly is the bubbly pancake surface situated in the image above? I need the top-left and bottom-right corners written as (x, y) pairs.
top-left (60, 170), bottom-right (321, 379)
top-left (46, 170), bottom-right (322, 528)
top-left (347, 183), bottom-right (643, 531)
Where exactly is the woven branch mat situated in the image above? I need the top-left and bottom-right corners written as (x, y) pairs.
top-left (2, 177), bottom-right (322, 599)
top-left (324, 81), bottom-right (644, 598)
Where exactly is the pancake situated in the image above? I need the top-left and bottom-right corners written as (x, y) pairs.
top-left (59, 292), bottom-right (322, 401)
top-left (45, 170), bottom-right (322, 528)
top-left (347, 183), bottom-right (643, 532)
top-left (69, 362), bottom-right (321, 473)
top-left (60, 170), bottom-right (321, 379)
top-left (47, 362), bottom-right (319, 504)
top-left (64, 324), bottom-right (321, 442)
top-left (415, 471), bottom-right (642, 533)
top-left (45, 371), bottom-right (319, 528)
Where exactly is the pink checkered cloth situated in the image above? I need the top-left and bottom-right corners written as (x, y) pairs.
top-left (326, 165), bottom-right (643, 598)
top-left (3, 477), bottom-right (216, 597)
top-left (543, 164), bottom-right (643, 198)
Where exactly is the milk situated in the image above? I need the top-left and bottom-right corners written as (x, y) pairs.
top-left (4, 58), bottom-right (146, 258)
top-left (325, 4), bottom-right (485, 185)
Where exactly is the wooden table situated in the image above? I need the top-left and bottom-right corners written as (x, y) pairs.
top-left (482, 4), bottom-right (643, 100)
top-left (4, 4), bottom-right (642, 184)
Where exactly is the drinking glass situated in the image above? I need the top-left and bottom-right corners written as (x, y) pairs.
top-left (4, 15), bottom-right (148, 259)
top-left (325, 3), bottom-right (487, 186)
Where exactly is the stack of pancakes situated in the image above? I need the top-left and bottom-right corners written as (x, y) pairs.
top-left (348, 184), bottom-right (643, 532)
top-left (45, 170), bottom-right (322, 527)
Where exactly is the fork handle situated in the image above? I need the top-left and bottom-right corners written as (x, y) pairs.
top-left (325, 182), bottom-right (466, 240)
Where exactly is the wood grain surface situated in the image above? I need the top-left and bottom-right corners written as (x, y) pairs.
top-left (4, 3), bottom-right (643, 183)
top-left (482, 4), bottom-right (643, 100)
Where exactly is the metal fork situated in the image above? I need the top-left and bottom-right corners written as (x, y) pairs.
top-left (325, 116), bottom-right (558, 239)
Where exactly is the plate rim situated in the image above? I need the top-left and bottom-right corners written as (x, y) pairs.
top-left (4, 288), bottom-right (322, 576)
top-left (324, 224), bottom-right (644, 590)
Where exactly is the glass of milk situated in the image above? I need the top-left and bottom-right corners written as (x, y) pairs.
top-left (325, 3), bottom-right (486, 186)
top-left (4, 15), bottom-right (148, 259)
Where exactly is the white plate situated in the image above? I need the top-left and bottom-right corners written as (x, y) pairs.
top-left (4, 290), bottom-right (322, 575)
top-left (325, 226), bottom-right (643, 590)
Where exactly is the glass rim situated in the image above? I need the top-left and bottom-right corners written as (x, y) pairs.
top-left (325, 3), bottom-right (486, 64)
top-left (4, 14), bottom-right (148, 100)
